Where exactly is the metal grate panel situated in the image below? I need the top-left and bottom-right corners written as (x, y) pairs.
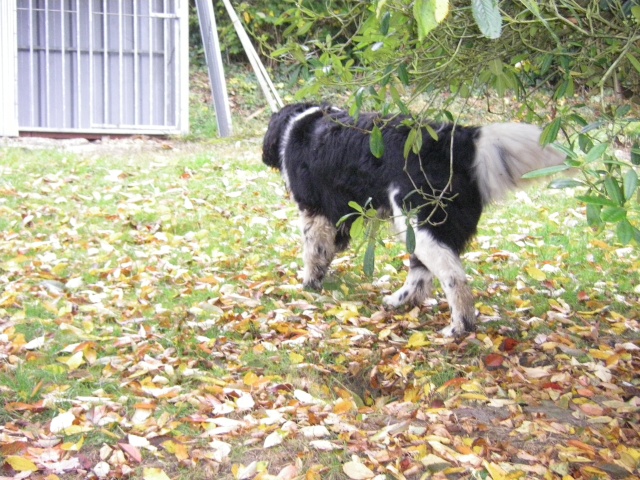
top-left (17, 0), bottom-right (188, 135)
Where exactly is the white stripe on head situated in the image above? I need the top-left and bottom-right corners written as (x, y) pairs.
top-left (279, 106), bottom-right (321, 189)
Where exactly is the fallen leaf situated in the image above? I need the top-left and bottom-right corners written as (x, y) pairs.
top-left (483, 353), bottom-right (506, 368)
top-left (526, 266), bottom-right (546, 281)
top-left (142, 468), bottom-right (171, 480)
top-left (264, 430), bottom-right (284, 448)
top-left (343, 461), bottom-right (375, 479)
top-left (49, 410), bottom-right (75, 433)
top-left (5, 455), bottom-right (39, 472)
top-left (119, 443), bottom-right (143, 463)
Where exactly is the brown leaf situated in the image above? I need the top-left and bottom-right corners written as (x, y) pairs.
top-left (118, 443), bottom-right (143, 463)
top-left (483, 353), bottom-right (506, 369)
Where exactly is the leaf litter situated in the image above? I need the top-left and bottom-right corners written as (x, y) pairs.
top-left (0, 138), bottom-right (639, 480)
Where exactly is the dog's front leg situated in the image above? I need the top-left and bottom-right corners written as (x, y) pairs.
top-left (383, 254), bottom-right (433, 307)
top-left (300, 211), bottom-right (337, 290)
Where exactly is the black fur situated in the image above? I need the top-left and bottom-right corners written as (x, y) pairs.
top-left (262, 102), bottom-right (564, 336)
top-left (263, 103), bottom-right (484, 254)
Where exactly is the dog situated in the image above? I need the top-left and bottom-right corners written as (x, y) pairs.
top-left (262, 103), bottom-right (565, 336)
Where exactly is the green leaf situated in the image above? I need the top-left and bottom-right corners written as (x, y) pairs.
top-left (380, 11), bottom-right (391, 35)
top-left (488, 58), bottom-right (503, 76)
top-left (414, 0), bottom-right (449, 40)
top-left (616, 219), bottom-right (634, 245)
top-left (404, 127), bottom-right (423, 158)
top-left (577, 195), bottom-right (618, 207)
top-left (370, 126), bottom-right (385, 158)
top-left (604, 177), bottom-right (624, 205)
top-left (350, 216), bottom-right (365, 239)
top-left (601, 206), bottom-right (627, 223)
top-left (521, 164), bottom-right (569, 179)
top-left (623, 169), bottom-right (638, 201)
top-left (348, 201), bottom-right (364, 213)
top-left (552, 143), bottom-right (578, 161)
top-left (540, 118), bottom-right (561, 145)
top-left (586, 204), bottom-right (602, 227)
top-left (425, 124), bottom-right (439, 141)
top-left (363, 239), bottom-right (376, 277)
top-left (405, 220), bottom-right (416, 254)
top-left (471, 0), bottom-right (502, 39)
top-left (631, 142), bottom-right (640, 166)
top-left (365, 207), bottom-right (378, 219)
top-left (584, 143), bottom-right (608, 163)
top-left (626, 52), bottom-right (640, 74)
top-left (397, 64), bottom-right (410, 86)
top-left (548, 178), bottom-right (585, 189)
top-left (615, 105), bottom-right (631, 118)
top-left (578, 133), bottom-right (594, 153)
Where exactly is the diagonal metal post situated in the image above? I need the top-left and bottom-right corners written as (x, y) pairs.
top-left (195, 0), bottom-right (232, 137)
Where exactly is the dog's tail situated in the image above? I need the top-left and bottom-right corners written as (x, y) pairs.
top-left (473, 123), bottom-right (566, 205)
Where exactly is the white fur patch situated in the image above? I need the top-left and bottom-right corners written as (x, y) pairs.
top-left (279, 106), bottom-right (322, 189)
top-left (474, 123), bottom-right (565, 205)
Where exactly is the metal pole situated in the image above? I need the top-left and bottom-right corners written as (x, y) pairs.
top-left (194, 0), bottom-right (232, 137)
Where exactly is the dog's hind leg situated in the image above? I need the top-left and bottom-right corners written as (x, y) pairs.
top-left (300, 211), bottom-right (337, 290)
top-left (383, 255), bottom-right (433, 307)
top-left (412, 230), bottom-right (477, 337)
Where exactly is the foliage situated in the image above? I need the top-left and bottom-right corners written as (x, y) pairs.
top-left (259, 0), bottom-right (640, 246)
top-left (1, 139), bottom-right (639, 479)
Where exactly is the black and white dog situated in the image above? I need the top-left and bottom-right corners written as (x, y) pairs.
top-left (262, 103), bottom-right (565, 336)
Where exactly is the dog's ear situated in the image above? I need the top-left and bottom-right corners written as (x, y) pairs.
top-left (262, 110), bottom-right (285, 170)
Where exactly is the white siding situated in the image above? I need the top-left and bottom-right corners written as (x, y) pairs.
top-left (16, 0), bottom-right (188, 135)
top-left (0, 0), bottom-right (19, 137)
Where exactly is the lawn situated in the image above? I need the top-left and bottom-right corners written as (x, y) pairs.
top-left (0, 126), bottom-right (639, 479)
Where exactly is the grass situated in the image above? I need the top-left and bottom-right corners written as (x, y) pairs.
top-left (1, 101), bottom-right (639, 479)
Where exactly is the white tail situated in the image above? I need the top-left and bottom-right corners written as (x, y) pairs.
top-left (473, 123), bottom-right (566, 205)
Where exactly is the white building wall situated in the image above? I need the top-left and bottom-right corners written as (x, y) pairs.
top-left (0, 0), bottom-right (19, 137)
top-left (15, 0), bottom-right (188, 136)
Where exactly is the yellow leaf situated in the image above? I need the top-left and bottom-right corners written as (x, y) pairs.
top-left (590, 239), bottom-right (609, 249)
top-left (483, 461), bottom-right (508, 480)
top-left (61, 436), bottom-right (84, 451)
top-left (5, 455), bottom-right (38, 472)
top-left (243, 371), bottom-right (259, 386)
top-left (407, 332), bottom-right (429, 348)
top-left (588, 349), bottom-right (612, 360)
top-left (143, 468), bottom-right (171, 480)
top-left (461, 382), bottom-right (484, 393)
top-left (478, 304), bottom-right (497, 316)
top-left (63, 424), bottom-right (93, 435)
top-left (58, 350), bottom-right (84, 371)
top-left (163, 440), bottom-right (189, 461)
top-left (525, 266), bottom-right (546, 281)
top-left (333, 398), bottom-right (354, 414)
top-left (289, 352), bottom-right (304, 364)
top-left (459, 393), bottom-right (489, 402)
top-left (173, 442), bottom-right (189, 461)
top-left (623, 447), bottom-right (640, 463)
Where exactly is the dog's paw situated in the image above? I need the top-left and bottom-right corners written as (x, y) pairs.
top-left (302, 279), bottom-right (323, 291)
top-left (439, 318), bottom-right (476, 338)
top-left (383, 290), bottom-right (409, 308)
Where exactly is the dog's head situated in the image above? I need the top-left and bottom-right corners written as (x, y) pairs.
top-left (262, 103), bottom-right (318, 170)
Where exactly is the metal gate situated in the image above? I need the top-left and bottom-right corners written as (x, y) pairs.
top-left (16, 0), bottom-right (188, 135)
